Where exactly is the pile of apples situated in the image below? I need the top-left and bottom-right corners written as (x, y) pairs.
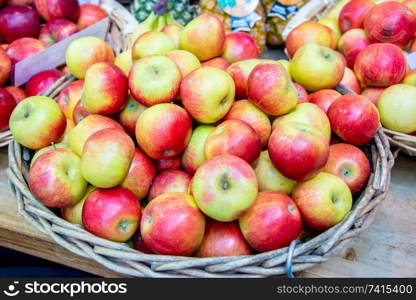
top-left (287, 0), bottom-right (416, 135)
top-left (9, 11), bottom-right (376, 258)
top-left (0, 0), bottom-right (108, 132)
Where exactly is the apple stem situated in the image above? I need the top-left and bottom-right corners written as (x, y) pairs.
top-left (153, 0), bottom-right (169, 16)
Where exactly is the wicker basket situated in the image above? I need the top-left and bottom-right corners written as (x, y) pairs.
top-left (0, 0), bottom-right (138, 149)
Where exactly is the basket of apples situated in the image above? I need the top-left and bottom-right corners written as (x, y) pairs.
top-left (283, 0), bottom-right (416, 156)
top-left (7, 9), bottom-right (393, 277)
top-left (0, 0), bottom-right (138, 148)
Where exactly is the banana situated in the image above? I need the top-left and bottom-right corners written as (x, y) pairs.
top-left (129, 12), bottom-right (159, 47)
top-left (155, 13), bottom-right (167, 31)
top-left (166, 12), bottom-right (180, 26)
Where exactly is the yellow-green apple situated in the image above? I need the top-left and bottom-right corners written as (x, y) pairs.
top-left (254, 151), bottom-right (296, 194)
top-left (191, 155), bottom-right (258, 222)
top-left (141, 192), bottom-right (206, 256)
top-left (197, 221), bottom-right (252, 257)
top-left (136, 103), bottom-right (192, 159)
top-left (68, 114), bottom-right (123, 156)
top-left (294, 83), bottom-right (308, 104)
top-left (39, 19), bottom-right (78, 47)
top-left (268, 121), bottom-right (330, 181)
top-left (364, 1), bottom-right (416, 48)
top-left (361, 87), bottom-right (384, 104)
top-left (34, 0), bottom-right (80, 22)
top-left (82, 62), bottom-right (128, 115)
top-left (337, 28), bottom-right (370, 68)
top-left (328, 94), bottom-right (380, 145)
top-left (65, 37), bottom-right (114, 79)
top-left (290, 43), bottom-right (346, 92)
top-left (354, 43), bottom-right (408, 88)
top-left (29, 148), bottom-right (87, 208)
top-left (277, 59), bottom-right (290, 75)
top-left (57, 80), bottom-right (84, 120)
top-left (239, 191), bottom-right (302, 252)
top-left (222, 32), bottom-right (259, 64)
top-left (0, 88), bottom-right (16, 131)
top-left (82, 186), bottom-right (141, 242)
top-left (377, 84), bottom-right (416, 133)
top-left (0, 47), bottom-right (11, 86)
top-left (338, 0), bottom-right (375, 32)
top-left (114, 49), bottom-right (132, 76)
top-left (10, 96), bottom-right (66, 149)
top-left (77, 3), bottom-right (107, 30)
top-left (292, 172), bottom-right (352, 231)
top-left (148, 170), bottom-right (192, 200)
top-left (179, 13), bottom-right (225, 61)
top-left (224, 100), bottom-right (271, 146)
top-left (0, 5), bottom-right (40, 43)
top-left (131, 31), bottom-right (176, 60)
top-left (286, 21), bottom-right (336, 57)
top-left (201, 57), bottom-right (230, 70)
top-left (247, 62), bottom-right (298, 115)
top-left (25, 69), bottom-right (62, 96)
top-left (308, 89), bottom-right (341, 113)
top-left (324, 143), bottom-right (370, 194)
top-left (272, 103), bottom-right (331, 141)
top-left (161, 24), bottom-right (182, 47)
top-left (81, 128), bottom-right (135, 188)
top-left (339, 67), bottom-right (361, 94)
top-left (121, 148), bottom-right (156, 201)
top-left (117, 95), bottom-right (147, 137)
top-left (227, 59), bottom-right (261, 99)
top-left (319, 17), bottom-right (342, 41)
top-left (165, 49), bottom-right (201, 78)
top-left (4, 86), bottom-right (26, 104)
top-left (155, 156), bottom-right (181, 173)
top-left (205, 119), bottom-right (261, 164)
top-left (403, 69), bottom-right (416, 86)
top-left (72, 100), bottom-right (91, 124)
top-left (181, 125), bottom-right (214, 175)
top-left (129, 55), bottom-right (181, 106)
top-left (57, 118), bottom-right (74, 144)
top-left (61, 186), bottom-right (95, 225)
top-left (180, 67), bottom-right (235, 123)
top-left (30, 142), bottom-right (69, 167)
top-left (6, 37), bottom-right (45, 63)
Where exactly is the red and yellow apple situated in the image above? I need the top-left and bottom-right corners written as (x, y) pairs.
top-left (338, 0), bottom-right (375, 32)
top-left (339, 67), bottom-right (361, 94)
top-left (226, 59), bottom-right (261, 99)
top-left (6, 37), bottom-right (45, 63)
top-left (161, 24), bottom-right (182, 48)
top-left (25, 69), bottom-right (62, 96)
top-left (57, 79), bottom-right (84, 120)
top-left (165, 49), bottom-right (201, 78)
top-left (221, 32), bottom-right (259, 64)
top-left (148, 170), bottom-right (192, 200)
top-left (77, 3), bottom-right (107, 30)
top-left (39, 18), bottom-right (78, 47)
top-left (0, 47), bottom-right (11, 86)
top-left (114, 49), bottom-right (132, 77)
top-left (34, 0), bottom-right (80, 22)
top-left (308, 89), bottom-right (341, 113)
top-left (201, 57), bottom-right (230, 70)
top-left (337, 28), bottom-right (371, 68)
top-left (132, 31), bottom-right (176, 60)
top-left (0, 88), bottom-right (16, 131)
top-left (117, 95), bottom-right (147, 137)
top-left (361, 87), bottom-right (384, 104)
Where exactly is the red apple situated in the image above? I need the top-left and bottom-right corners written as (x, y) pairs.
top-left (227, 59), bottom-right (261, 99)
top-left (121, 148), bottom-right (156, 201)
top-left (239, 191), bottom-right (302, 252)
top-left (4, 86), bottom-right (25, 104)
top-left (117, 95), bottom-right (147, 137)
top-left (72, 100), bottom-right (91, 124)
top-left (0, 5), bottom-right (40, 43)
top-left (340, 67), bottom-right (361, 94)
top-left (0, 87), bottom-right (15, 131)
top-left (0, 46), bottom-right (11, 85)
top-left (197, 221), bottom-right (252, 257)
top-left (7, 1), bottom-right (34, 5)
top-left (132, 230), bottom-right (153, 254)
top-left (308, 89), bottom-right (341, 113)
top-left (247, 63), bottom-right (297, 116)
top-left (25, 69), bottom-right (62, 96)
top-left (364, 1), bottom-right (416, 48)
top-left (82, 186), bottom-right (141, 242)
top-left (337, 28), bottom-right (371, 68)
top-left (56, 79), bottom-right (83, 120)
top-left (324, 143), bottom-right (370, 194)
top-left (338, 0), bottom-right (375, 32)
top-left (6, 37), bottom-right (44, 63)
top-left (201, 57), bottom-right (230, 70)
top-left (328, 94), bottom-right (380, 146)
top-left (77, 3), bottom-right (107, 30)
top-left (221, 32), bottom-right (259, 64)
top-left (205, 119), bottom-right (261, 164)
top-left (268, 121), bottom-right (330, 181)
top-left (224, 100), bottom-right (271, 146)
top-left (155, 156), bottom-right (181, 173)
top-left (148, 170), bottom-right (192, 200)
top-left (141, 192), bottom-right (206, 256)
top-left (34, 0), bottom-right (80, 22)
top-left (294, 83), bottom-right (309, 104)
top-left (29, 148), bottom-right (87, 208)
top-left (354, 43), bottom-right (407, 87)
top-left (361, 87), bottom-right (385, 105)
top-left (82, 62), bottom-right (128, 115)
top-left (136, 103), bottom-right (192, 160)
top-left (39, 18), bottom-right (78, 47)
